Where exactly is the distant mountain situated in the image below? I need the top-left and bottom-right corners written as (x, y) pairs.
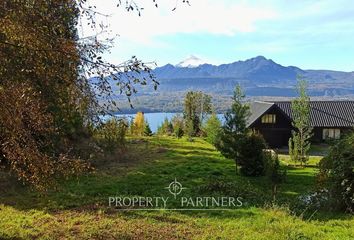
top-left (175, 55), bottom-right (207, 68)
top-left (101, 56), bottom-right (354, 113)
top-left (150, 56), bottom-right (354, 96)
top-left (104, 56), bottom-right (354, 97)
top-left (157, 56), bottom-right (302, 81)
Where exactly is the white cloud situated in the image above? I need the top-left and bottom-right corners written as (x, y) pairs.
top-left (82, 0), bottom-right (277, 45)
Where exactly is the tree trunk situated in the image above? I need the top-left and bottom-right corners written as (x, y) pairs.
top-left (235, 159), bottom-right (239, 175)
top-left (272, 184), bottom-right (277, 202)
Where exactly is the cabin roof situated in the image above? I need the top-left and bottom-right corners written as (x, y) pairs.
top-left (247, 101), bottom-right (354, 127)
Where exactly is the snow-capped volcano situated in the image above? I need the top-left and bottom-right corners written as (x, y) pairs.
top-left (176, 55), bottom-right (207, 68)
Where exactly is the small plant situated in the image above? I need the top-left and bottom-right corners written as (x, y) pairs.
top-left (264, 151), bottom-right (287, 201)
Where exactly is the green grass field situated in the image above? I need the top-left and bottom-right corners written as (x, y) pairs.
top-left (0, 137), bottom-right (353, 239)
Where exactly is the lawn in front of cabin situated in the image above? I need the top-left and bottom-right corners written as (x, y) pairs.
top-left (0, 137), bottom-right (353, 239)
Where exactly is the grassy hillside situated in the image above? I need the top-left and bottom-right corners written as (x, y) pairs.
top-left (0, 137), bottom-right (353, 239)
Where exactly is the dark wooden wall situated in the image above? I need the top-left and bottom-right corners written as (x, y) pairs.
top-left (250, 107), bottom-right (293, 148)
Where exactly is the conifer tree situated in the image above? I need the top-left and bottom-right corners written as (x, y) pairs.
top-left (144, 121), bottom-right (153, 136)
top-left (216, 85), bottom-right (250, 174)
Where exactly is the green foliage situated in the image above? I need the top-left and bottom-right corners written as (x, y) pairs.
top-left (143, 121), bottom-right (153, 136)
top-left (203, 113), bottom-right (222, 145)
top-left (264, 152), bottom-right (287, 201)
top-left (289, 77), bottom-right (313, 166)
top-left (183, 91), bottom-right (212, 137)
top-left (318, 133), bottom-right (354, 213)
top-left (171, 114), bottom-right (184, 138)
top-left (238, 131), bottom-right (267, 176)
top-left (216, 85), bottom-right (253, 174)
top-left (94, 118), bottom-right (128, 153)
top-left (157, 117), bottom-right (174, 136)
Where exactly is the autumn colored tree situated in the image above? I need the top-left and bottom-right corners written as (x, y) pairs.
top-left (0, 0), bottom-right (161, 189)
top-left (133, 112), bottom-right (146, 136)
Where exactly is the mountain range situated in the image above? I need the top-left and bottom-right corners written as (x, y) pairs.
top-left (103, 56), bottom-right (354, 113)
top-left (151, 56), bottom-right (354, 97)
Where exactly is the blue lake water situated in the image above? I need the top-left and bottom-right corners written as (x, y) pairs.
top-left (114, 112), bottom-right (224, 133)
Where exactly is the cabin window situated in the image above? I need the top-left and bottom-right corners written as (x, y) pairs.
top-left (261, 114), bottom-right (276, 124)
top-left (322, 128), bottom-right (341, 140)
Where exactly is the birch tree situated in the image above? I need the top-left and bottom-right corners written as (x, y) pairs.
top-left (289, 77), bottom-right (313, 166)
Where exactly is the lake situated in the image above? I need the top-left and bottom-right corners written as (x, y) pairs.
top-left (114, 112), bottom-right (224, 133)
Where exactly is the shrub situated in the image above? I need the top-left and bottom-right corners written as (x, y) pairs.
top-left (95, 117), bottom-right (128, 153)
top-left (239, 131), bottom-right (267, 176)
top-left (318, 133), bottom-right (354, 213)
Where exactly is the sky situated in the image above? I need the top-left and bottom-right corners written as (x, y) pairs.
top-left (83, 0), bottom-right (354, 71)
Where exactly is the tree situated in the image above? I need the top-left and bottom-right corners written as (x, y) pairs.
top-left (238, 131), bottom-right (267, 176)
top-left (157, 118), bottom-right (173, 136)
top-left (0, 0), bottom-right (92, 190)
top-left (203, 113), bottom-right (222, 145)
top-left (183, 91), bottom-right (212, 138)
top-left (144, 121), bottom-right (153, 136)
top-left (171, 114), bottom-right (184, 138)
top-left (95, 117), bottom-right (128, 153)
top-left (289, 77), bottom-right (313, 166)
top-left (0, 0), bottom-right (188, 189)
top-left (133, 112), bottom-right (145, 136)
top-left (216, 85), bottom-right (250, 174)
top-left (318, 133), bottom-right (354, 213)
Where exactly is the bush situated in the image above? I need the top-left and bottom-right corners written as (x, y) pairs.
top-left (318, 133), bottom-right (354, 213)
top-left (239, 131), bottom-right (267, 176)
top-left (95, 118), bottom-right (128, 153)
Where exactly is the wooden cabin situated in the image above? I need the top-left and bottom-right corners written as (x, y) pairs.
top-left (247, 101), bottom-right (354, 148)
